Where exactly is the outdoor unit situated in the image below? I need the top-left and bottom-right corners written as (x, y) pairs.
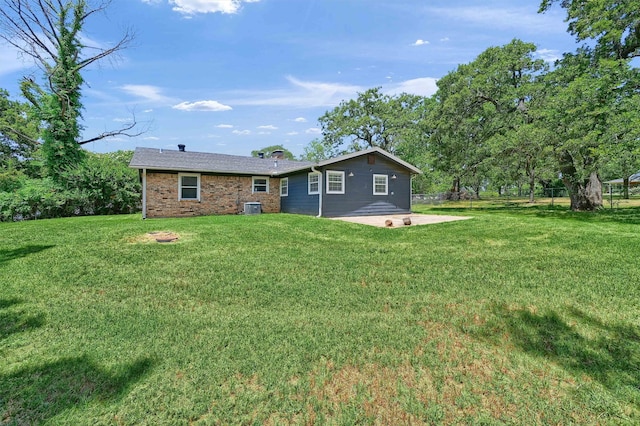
top-left (244, 202), bottom-right (261, 215)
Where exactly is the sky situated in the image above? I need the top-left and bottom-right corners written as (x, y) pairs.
top-left (0, 0), bottom-right (580, 158)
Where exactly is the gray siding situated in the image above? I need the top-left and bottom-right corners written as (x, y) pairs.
top-left (321, 153), bottom-right (412, 217)
top-left (280, 171), bottom-right (319, 215)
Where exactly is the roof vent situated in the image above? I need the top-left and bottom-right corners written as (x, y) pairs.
top-left (178, 144), bottom-right (186, 152)
top-left (272, 150), bottom-right (284, 159)
top-left (258, 152), bottom-right (265, 159)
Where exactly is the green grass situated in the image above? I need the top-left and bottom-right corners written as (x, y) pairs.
top-left (1, 206), bottom-right (639, 424)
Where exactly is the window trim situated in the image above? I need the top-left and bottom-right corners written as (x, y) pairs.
top-left (308, 172), bottom-right (320, 195)
top-left (252, 176), bottom-right (269, 194)
top-left (373, 174), bottom-right (388, 195)
top-left (178, 173), bottom-right (201, 201)
top-left (280, 177), bottom-right (289, 197)
top-left (326, 170), bottom-right (345, 195)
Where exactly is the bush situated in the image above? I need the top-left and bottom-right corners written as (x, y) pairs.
top-left (60, 151), bottom-right (141, 216)
top-left (0, 178), bottom-right (68, 221)
top-left (0, 150), bottom-right (141, 221)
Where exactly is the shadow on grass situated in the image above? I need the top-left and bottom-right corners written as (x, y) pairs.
top-left (425, 205), bottom-right (640, 224)
top-left (0, 355), bottom-right (153, 423)
top-left (486, 304), bottom-right (640, 404)
top-left (0, 245), bottom-right (55, 267)
top-left (0, 298), bottom-right (45, 341)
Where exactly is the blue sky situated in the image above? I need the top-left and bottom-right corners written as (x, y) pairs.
top-left (0, 0), bottom-right (579, 157)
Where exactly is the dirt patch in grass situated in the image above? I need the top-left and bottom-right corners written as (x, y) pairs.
top-left (125, 231), bottom-right (181, 244)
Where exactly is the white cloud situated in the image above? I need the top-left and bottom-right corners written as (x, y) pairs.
top-left (257, 125), bottom-right (278, 130)
top-left (216, 124), bottom-right (234, 128)
top-left (143, 136), bottom-right (160, 140)
top-left (163, 0), bottom-right (260, 15)
top-left (536, 48), bottom-right (562, 63)
top-left (287, 131), bottom-right (299, 136)
top-left (232, 129), bottom-right (251, 135)
top-left (305, 128), bottom-right (321, 135)
top-left (413, 39), bottom-right (429, 46)
top-left (257, 131), bottom-right (271, 135)
top-left (120, 84), bottom-right (174, 103)
top-left (143, 109), bottom-right (154, 113)
top-left (227, 76), bottom-right (362, 108)
top-left (112, 117), bottom-right (132, 122)
top-left (427, 6), bottom-right (565, 34)
top-left (440, 37), bottom-right (450, 42)
top-left (0, 44), bottom-right (31, 77)
top-left (293, 117), bottom-right (307, 123)
top-left (385, 77), bottom-right (439, 97)
top-left (172, 100), bottom-right (232, 111)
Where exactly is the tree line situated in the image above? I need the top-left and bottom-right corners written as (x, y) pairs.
top-left (301, 1), bottom-right (640, 211)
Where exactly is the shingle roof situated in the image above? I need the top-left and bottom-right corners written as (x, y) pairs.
top-left (129, 147), bottom-right (314, 175)
top-left (129, 146), bottom-right (422, 175)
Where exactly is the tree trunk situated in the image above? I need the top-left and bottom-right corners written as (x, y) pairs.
top-left (623, 177), bottom-right (630, 199)
top-left (527, 161), bottom-right (536, 203)
top-left (563, 171), bottom-right (603, 211)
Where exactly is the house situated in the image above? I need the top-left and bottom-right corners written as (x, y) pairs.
top-left (129, 145), bottom-right (422, 219)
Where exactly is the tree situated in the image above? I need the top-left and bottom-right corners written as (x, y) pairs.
top-left (0, 89), bottom-right (40, 169)
top-left (539, 52), bottom-right (639, 210)
top-left (0, 0), bottom-right (140, 181)
top-left (318, 88), bottom-right (427, 155)
top-left (430, 40), bottom-right (550, 201)
top-left (300, 138), bottom-right (339, 162)
top-left (539, 0), bottom-right (640, 60)
top-left (250, 145), bottom-right (295, 160)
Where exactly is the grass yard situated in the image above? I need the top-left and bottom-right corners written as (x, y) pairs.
top-left (1, 204), bottom-right (639, 424)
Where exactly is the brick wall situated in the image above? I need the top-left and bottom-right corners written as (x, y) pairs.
top-left (145, 172), bottom-right (281, 218)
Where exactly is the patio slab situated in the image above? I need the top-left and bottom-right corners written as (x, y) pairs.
top-left (331, 214), bottom-right (472, 228)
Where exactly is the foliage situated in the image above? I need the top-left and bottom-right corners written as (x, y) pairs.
top-left (1, 209), bottom-right (640, 423)
top-left (0, 0), bottom-right (135, 182)
top-left (0, 89), bottom-right (40, 169)
top-left (250, 144), bottom-right (295, 160)
top-left (300, 138), bottom-right (340, 162)
top-left (539, 52), bottom-right (640, 210)
top-left (318, 87), bottom-right (427, 154)
top-left (539, 0), bottom-right (640, 60)
top-left (430, 39), bottom-right (551, 200)
top-left (0, 150), bottom-right (140, 221)
top-left (59, 150), bottom-right (141, 215)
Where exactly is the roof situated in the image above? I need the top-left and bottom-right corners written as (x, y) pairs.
top-left (604, 172), bottom-right (640, 185)
top-left (129, 147), bottom-right (313, 175)
top-left (129, 146), bottom-right (422, 176)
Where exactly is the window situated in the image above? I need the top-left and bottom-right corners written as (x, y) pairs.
top-left (179, 173), bottom-right (200, 200)
top-left (252, 176), bottom-right (269, 193)
top-left (308, 172), bottom-right (320, 195)
top-left (280, 177), bottom-right (288, 196)
top-left (373, 174), bottom-right (388, 195)
top-left (326, 170), bottom-right (345, 194)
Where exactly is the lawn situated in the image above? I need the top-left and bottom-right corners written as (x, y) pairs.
top-left (1, 205), bottom-right (639, 424)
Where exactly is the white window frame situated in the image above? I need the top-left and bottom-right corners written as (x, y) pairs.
top-left (252, 176), bottom-right (269, 193)
top-left (308, 172), bottom-right (320, 195)
top-left (178, 173), bottom-right (200, 201)
top-left (373, 174), bottom-right (388, 195)
top-left (326, 170), bottom-right (345, 194)
top-left (280, 177), bottom-right (289, 197)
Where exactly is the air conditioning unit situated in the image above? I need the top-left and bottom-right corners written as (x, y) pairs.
top-left (244, 202), bottom-right (261, 215)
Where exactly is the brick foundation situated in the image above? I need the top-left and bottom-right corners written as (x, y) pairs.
top-left (145, 172), bottom-right (281, 218)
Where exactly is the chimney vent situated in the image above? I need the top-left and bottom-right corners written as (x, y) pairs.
top-left (258, 152), bottom-right (265, 159)
top-left (178, 144), bottom-right (186, 152)
top-left (272, 149), bottom-right (284, 159)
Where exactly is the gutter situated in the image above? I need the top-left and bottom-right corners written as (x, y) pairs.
top-left (311, 166), bottom-right (322, 217)
top-left (142, 168), bottom-right (147, 219)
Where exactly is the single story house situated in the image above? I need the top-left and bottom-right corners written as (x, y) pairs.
top-left (129, 145), bottom-right (422, 219)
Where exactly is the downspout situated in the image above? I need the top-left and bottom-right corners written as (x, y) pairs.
top-left (142, 168), bottom-right (147, 219)
top-left (312, 166), bottom-right (322, 217)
